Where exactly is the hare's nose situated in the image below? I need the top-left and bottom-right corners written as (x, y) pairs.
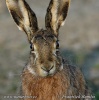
top-left (41, 66), bottom-right (54, 72)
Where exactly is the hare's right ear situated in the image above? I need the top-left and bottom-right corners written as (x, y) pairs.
top-left (6, 0), bottom-right (38, 42)
top-left (45, 0), bottom-right (70, 36)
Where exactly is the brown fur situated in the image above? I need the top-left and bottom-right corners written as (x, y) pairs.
top-left (21, 64), bottom-right (90, 100)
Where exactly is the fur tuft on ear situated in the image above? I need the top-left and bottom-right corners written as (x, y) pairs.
top-left (45, 0), bottom-right (70, 36)
top-left (6, 0), bottom-right (39, 42)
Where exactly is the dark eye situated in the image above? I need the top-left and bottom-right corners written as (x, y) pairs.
top-left (56, 41), bottom-right (59, 49)
top-left (30, 43), bottom-right (34, 51)
top-left (30, 43), bottom-right (32, 49)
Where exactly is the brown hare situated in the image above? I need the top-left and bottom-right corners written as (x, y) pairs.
top-left (6, 0), bottom-right (91, 100)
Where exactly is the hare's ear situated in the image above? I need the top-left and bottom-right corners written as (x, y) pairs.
top-left (6, 0), bottom-right (38, 42)
top-left (45, 0), bottom-right (70, 36)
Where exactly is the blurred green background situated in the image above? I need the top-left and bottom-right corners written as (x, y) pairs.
top-left (0, 0), bottom-right (99, 100)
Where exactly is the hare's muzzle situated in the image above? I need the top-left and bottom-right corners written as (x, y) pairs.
top-left (41, 66), bottom-right (54, 72)
top-left (39, 65), bottom-right (56, 77)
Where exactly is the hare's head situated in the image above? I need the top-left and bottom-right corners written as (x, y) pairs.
top-left (6, 0), bottom-right (70, 77)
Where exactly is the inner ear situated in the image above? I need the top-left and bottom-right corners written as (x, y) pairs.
top-left (6, 0), bottom-right (39, 43)
top-left (45, 0), bottom-right (70, 36)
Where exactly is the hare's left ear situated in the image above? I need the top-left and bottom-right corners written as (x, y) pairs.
top-left (45, 0), bottom-right (70, 36)
top-left (6, 0), bottom-right (38, 42)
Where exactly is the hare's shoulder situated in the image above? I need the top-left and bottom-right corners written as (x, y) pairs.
top-left (63, 63), bottom-right (86, 86)
top-left (63, 63), bottom-right (91, 95)
top-left (63, 62), bottom-right (83, 76)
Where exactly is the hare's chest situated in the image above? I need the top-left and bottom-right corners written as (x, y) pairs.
top-left (22, 71), bottom-right (69, 100)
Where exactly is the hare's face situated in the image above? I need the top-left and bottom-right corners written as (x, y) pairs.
top-left (6, 0), bottom-right (70, 77)
top-left (30, 30), bottom-right (63, 77)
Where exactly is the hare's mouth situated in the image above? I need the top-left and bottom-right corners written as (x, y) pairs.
top-left (38, 61), bottom-right (63, 77)
top-left (39, 65), bottom-right (56, 77)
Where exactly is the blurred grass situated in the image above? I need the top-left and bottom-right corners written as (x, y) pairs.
top-left (95, 92), bottom-right (99, 100)
top-left (94, 64), bottom-right (99, 69)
